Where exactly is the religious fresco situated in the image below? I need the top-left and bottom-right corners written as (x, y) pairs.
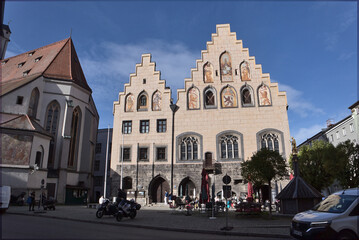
top-left (258, 84), bottom-right (272, 106)
top-left (220, 52), bottom-right (233, 82)
top-left (203, 62), bottom-right (214, 83)
top-left (125, 94), bottom-right (135, 112)
top-left (1, 134), bottom-right (32, 165)
top-left (221, 86), bottom-right (237, 108)
top-left (188, 87), bottom-right (200, 109)
top-left (240, 61), bottom-right (251, 81)
top-left (152, 91), bottom-right (162, 111)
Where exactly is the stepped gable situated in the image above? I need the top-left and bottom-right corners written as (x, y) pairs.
top-left (1, 38), bottom-right (91, 96)
top-left (177, 24), bottom-right (287, 103)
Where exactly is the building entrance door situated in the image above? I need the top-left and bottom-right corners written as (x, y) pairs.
top-left (149, 176), bottom-right (169, 203)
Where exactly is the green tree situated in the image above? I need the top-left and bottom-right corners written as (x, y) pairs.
top-left (296, 140), bottom-right (343, 192)
top-left (336, 140), bottom-right (359, 189)
top-left (241, 148), bottom-right (288, 216)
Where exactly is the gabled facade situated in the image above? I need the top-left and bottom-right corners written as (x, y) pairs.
top-left (111, 24), bottom-right (291, 205)
top-left (0, 38), bottom-right (99, 204)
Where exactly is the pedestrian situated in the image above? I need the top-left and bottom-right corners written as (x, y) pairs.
top-left (28, 191), bottom-right (35, 211)
top-left (164, 191), bottom-right (168, 204)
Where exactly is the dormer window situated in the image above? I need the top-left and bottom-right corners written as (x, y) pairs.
top-left (35, 56), bottom-right (42, 62)
top-left (23, 70), bottom-right (30, 76)
top-left (28, 51), bottom-right (35, 56)
top-left (18, 62), bottom-right (25, 68)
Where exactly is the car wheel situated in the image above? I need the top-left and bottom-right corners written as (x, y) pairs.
top-left (96, 209), bottom-right (104, 218)
top-left (129, 210), bottom-right (137, 219)
top-left (338, 230), bottom-right (358, 240)
top-left (116, 212), bottom-right (123, 222)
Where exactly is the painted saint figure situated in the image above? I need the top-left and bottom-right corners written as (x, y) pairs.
top-left (203, 62), bottom-right (214, 83)
top-left (258, 85), bottom-right (271, 106)
top-left (152, 91), bottom-right (162, 111)
top-left (188, 87), bottom-right (199, 109)
top-left (220, 52), bottom-right (233, 82)
top-left (241, 61), bottom-right (251, 81)
top-left (126, 94), bottom-right (135, 112)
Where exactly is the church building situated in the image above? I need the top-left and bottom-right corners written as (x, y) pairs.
top-left (110, 24), bottom-right (291, 205)
top-left (0, 38), bottom-right (99, 204)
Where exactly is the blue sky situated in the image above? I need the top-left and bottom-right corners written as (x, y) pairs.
top-left (4, 1), bottom-right (357, 144)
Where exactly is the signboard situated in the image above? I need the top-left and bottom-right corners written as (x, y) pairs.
top-left (223, 174), bottom-right (231, 184)
top-left (223, 185), bottom-right (232, 198)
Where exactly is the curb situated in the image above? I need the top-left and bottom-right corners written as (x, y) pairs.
top-left (7, 212), bottom-right (290, 239)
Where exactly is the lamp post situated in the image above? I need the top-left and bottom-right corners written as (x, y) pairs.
top-left (170, 100), bottom-right (179, 196)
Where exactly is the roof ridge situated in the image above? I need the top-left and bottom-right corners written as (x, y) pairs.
top-left (1, 38), bottom-right (70, 62)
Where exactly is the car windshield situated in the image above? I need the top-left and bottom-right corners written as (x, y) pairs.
top-left (312, 194), bottom-right (358, 213)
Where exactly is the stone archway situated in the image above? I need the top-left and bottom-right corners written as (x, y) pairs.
top-left (148, 176), bottom-right (169, 203)
top-left (178, 177), bottom-right (196, 198)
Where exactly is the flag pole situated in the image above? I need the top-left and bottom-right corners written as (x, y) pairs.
top-left (104, 125), bottom-right (110, 198)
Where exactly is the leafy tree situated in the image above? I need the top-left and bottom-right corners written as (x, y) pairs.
top-left (335, 140), bottom-right (359, 189)
top-left (241, 148), bottom-right (288, 216)
top-left (296, 140), bottom-right (344, 193)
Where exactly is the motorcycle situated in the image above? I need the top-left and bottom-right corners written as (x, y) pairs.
top-left (116, 199), bottom-right (141, 222)
top-left (96, 199), bottom-right (119, 218)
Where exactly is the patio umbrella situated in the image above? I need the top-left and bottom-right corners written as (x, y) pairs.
top-left (200, 168), bottom-right (210, 204)
top-left (247, 181), bottom-right (254, 202)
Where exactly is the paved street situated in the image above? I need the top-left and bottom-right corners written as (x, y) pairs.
top-left (2, 214), bottom-right (292, 240)
top-left (2, 204), bottom-right (294, 239)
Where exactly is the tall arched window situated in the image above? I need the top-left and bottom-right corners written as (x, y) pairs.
top-left (137, 91), bottom-right (148, 111)
top-left (28, 88), bottom-right (39, 118)
top-left (240, 84), bottom-right (254, 107)
top-left (68, 107), bottom-right (82, 168)
top-left (45, 101), bottom-right (60, 168)
top-left (204, 87), bottom-right (217, 109)
top-left (180, 136), bottom-right (199, 160)
top-left (220, 135), bottom-right (239, 159)
top-left (260, 133), bottom-right (280, 152)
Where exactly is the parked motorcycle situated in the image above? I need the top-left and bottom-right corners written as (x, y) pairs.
top-left (96, 199), bottom-right (118, 218)
top-left (116, 199), bottom-right (141, 222)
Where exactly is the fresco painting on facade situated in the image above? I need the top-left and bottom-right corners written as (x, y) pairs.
top-left (188, 87), bottom-right (200, 109)
top-left (2, 134), bottom-right (32, 165)
top-left (203, 62), bottom-right (214, 83)
top-left (258, 85), bottom-right (271, 106)
top-left (221, 86), bottom-right (237, 108)
top-left (125, 94), bottom-right (135, 112)
top-left (152, 91), bottom-right (162, 111)
top-left (240, 61), bottom-right (251, 81)
top-left (220, 52), bottom-right (232, 82)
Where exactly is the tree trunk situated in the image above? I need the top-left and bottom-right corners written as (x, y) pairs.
top-left (268, 180), bottom-right (272, 218)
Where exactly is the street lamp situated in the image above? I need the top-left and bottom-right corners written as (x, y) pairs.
top-left (170, 100), bottom-right (179, 196)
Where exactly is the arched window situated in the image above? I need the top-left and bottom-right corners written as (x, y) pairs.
top-left (137, 92), bottom-right (148, 111)
top-left (260, 133), bottom-right (280, 152)
top-left (204, 87), bottom-right (217, 109)
top-left (45, 101), bottom-right (60, 168)
top-left (240, 85), bottom-right (254, 107)
top-left (35, 145), bottom-right (44, 168)
top-left (68, 107), bottom-right (82, 168)
top-left (28, 88), bottom-right (39, 118)
top-left (220, 135), bottom-right (239, 159)
top-left (180, 136), bottom-right (199, 160)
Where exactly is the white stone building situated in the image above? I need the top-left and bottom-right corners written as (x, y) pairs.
top-left (0, 38), bottom-right (99, 204)
top-left (110, 24), bottom-right (291, 205)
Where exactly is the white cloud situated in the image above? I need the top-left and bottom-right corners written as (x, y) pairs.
top-left (278, 83), bottom-right (325, 118)
top-left (293, 123), bottom-right (326, 145)
top-left (338, 51), bottom-right (356, 61)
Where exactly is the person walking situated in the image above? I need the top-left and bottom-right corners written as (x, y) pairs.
top-left (164, 191), bottom-right (168, 204)
top-left (27, 192), bottom-right (35, 211)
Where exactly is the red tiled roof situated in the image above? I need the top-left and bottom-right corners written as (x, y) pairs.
top-left (0, 38), bottom-right (91, 96)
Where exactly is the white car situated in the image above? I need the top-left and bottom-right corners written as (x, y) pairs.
top-left (291, 188), bottom-right (359, 240)
top-left (0, 186), bottom-right (11, 213)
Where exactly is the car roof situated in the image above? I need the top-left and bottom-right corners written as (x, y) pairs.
top-left (333, 188), bottom-right (359, 196)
